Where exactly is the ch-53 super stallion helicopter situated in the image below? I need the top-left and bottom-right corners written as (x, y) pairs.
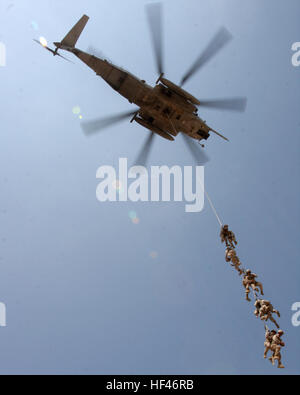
top-left (35, 3), bottom-right (246, 164)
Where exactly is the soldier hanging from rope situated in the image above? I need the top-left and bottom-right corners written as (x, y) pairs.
top-left (242, 269), bottom-right (264, 301)
top-left (220, 225), bottom-right (237, 249)
top-left (263, 325), bottom-right (277, 360)
top-left (225, 247), bottom-right (244, 275)
top-left (269, 330), bottom-right (285, 369)
top-left (254, 299), bottom-right (281, 328)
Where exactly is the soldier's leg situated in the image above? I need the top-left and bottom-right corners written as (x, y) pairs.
top-left (269, 316), bottom-right (280, 329)
top-left (268, 345), bottom-right (276, 365)
top-left (245, 285), bottom-right (251, 301)
top-left (251, 283), bottom-right (259, 294)
top-left (269, 351), bottom-right (276, 366)
top-left (277, 354), bottom-right (285, 369)
top-left (235, 266), bottom-right (243, 276)
top-left (235, 263), bottom-right (243, 276)
top-left (264, 342), bottom-right (271, 359)
top-left (232, 263), bottom-right (238, 273)
top-left (274, 310), bottom-right (281, 318)
top-left (274, 347), bottom-right (284, 368)
top-left (256, 281), bottom-right (264, 295)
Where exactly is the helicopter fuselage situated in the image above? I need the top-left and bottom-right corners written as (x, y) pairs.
top-left (61, 46), bottom-right (211, 142)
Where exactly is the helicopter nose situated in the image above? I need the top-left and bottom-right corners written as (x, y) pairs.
top-left (197, 130), bottom-right (210, 140)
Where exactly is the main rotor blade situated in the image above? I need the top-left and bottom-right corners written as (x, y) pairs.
top-left (133, 132), bottom-right (155, 167)
top-left (81, 110), bottom-right (137, 136)
top-left (182, 133), bottom-right (210, 165)
top-left (146, 2), bottom-right (164, 76)
top-left (198, 97), bottom-right (247, 112)
top-left (180, 27), bottom-right (232, 86)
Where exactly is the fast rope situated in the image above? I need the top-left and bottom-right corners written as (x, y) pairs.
top-left (167, 114), bottom-right (222, 227)
top-left (200, 180), bottom-right (223, 227)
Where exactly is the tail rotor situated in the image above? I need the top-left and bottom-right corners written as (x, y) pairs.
top-left (33, 38), bottom-right (73, 62)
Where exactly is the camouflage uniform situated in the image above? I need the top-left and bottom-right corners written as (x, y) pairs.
top-left (269, 330), bottom-right (285, 369)
top-left (242, 269), bottom-right (264, 301)
top-left (220, 225), bottom-right (237, 249)
top-left (225, 248), bottom-right (244, 275)
top-left (263, 327), bottom-right (277, 359)
top-left (259, 300), bottom-right (281, 329)
top-left (254, 299), bottom-right (263, 317)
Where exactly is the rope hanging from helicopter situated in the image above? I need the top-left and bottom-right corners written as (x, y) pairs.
top-left (167, 114), bottom-right (223, 227)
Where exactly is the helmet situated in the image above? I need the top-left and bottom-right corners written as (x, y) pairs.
top-left (246, 269), bottom-right (251, 274)
top-left (278, 330), bottom-right (284, 335)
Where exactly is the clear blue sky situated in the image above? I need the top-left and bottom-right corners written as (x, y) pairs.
top-left (0, 0), bottom-right (299, 374)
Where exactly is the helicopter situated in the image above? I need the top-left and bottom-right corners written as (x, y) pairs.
top-left (34, 3), bottom-right (247, 165)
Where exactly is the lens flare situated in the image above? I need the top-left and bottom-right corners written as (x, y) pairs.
top-left (31, 21), bottom-right (39, 31)
top-left (128, 211), bottom-right (137, 220)
top-left (72, 106), bottom-right (81, 115)
top-left (112, 180), bottom-right (122, 191)
top-left (150, 251), bottom-right (158, 259)
top-left (39, 37), bottom-right (48, 47)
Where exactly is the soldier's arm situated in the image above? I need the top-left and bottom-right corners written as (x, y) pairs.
top-left (264, 327), bottom-right (269, 336)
